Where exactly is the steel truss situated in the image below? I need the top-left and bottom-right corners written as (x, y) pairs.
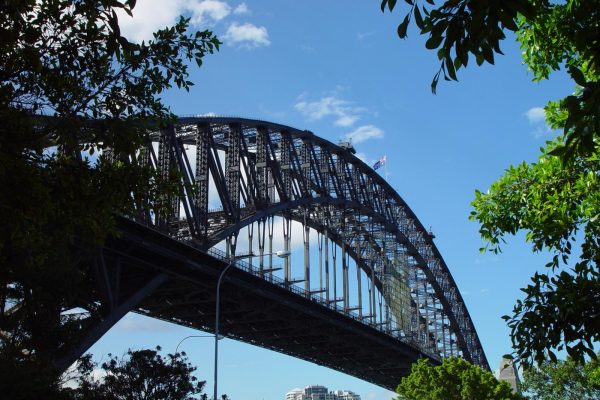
top-left (116, 117), bottom-right (488, 370)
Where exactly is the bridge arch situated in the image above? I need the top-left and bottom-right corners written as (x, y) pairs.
top-left (132, 116), bottom-right (488, 369)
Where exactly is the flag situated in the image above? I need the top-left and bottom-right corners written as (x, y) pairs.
top-left (372, 155), bottom-right (386, 170)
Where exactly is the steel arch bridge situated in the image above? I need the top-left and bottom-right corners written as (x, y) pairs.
top-left (60, 116), bottom-right (488, 389)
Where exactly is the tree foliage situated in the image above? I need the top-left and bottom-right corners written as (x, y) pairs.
top-left (67, 347), bottom-right (207, 400)
top-left (381, 0), bottom-right (600, 365)
top-left (381, 0), bottom-right (599, 157)
top-left (0, 0), bottom-right (218, 396)
top-left (520, 355), bottom-right (600, 400)
top-left (396, 357), bottom-right (523, 400)
top-left (380, 0), bottom-right (536, 92)
top-left (471, 139), bottom-right (600, 365)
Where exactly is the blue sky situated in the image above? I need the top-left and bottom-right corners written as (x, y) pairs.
top-left (89, 2), bottom-right (574, 399)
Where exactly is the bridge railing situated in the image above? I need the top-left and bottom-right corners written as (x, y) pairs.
top-left (126, 211), bottom-right (441, 361)
top-left (205, 247), bottom-right (441, 362)
top-left (107, 115), bottom-right (489, 367)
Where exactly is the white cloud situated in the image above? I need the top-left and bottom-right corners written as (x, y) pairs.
top-left (226, 218), bottom-right (305, 253)
top-left (298, 44), bottom-right (315, 53)
top-left (223, 22), bottom-right (270, 48)
top-left (258, 103), bottom-right (286, 120)
top-left (294, 96), bottom-right (364, 127)
top-left (115, 314), bottom-right (177, 332)
top-left (233, 3), bottom-right (249, 14)
top-left (344, 125), bottom-right (384, 144)
top-left (524, 106), bottom-right (556, 138)
top-left (354, 152), bottom-right (369, 163)
top-left (116, 0), bottom-right (184, 42)
top-left (357, 31), bottom-right (374, 40)
top-left (336, 115), bottom-right (359, 127)
top-left (63, 366), bottom-right (107, 389)
top-left (295, 93), bottom-right (384, 146)
top-left (525, 107), bottom-right (546, 124)
top-left (183, 147), bottom-right (222, 208)
top-left (116, 0), bottom-right (234, 42)
top-left (531, 125), bottom-right (554, 138)
top-left (187, 0), bottom-right (231, 25)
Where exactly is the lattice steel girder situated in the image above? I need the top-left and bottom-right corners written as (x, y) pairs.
top-left (225, 123), bottom-right (242, 221)
top-left (105, 218), bottom-right (430, 389)
top-left (195, 123), bottom-right (211, 235)
top-left (141, 117), bottom-right (489, 370)
top-left (255, 126), bottom-right (269, 206)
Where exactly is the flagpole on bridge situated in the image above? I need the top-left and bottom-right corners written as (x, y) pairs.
top-left (384, 153), bottom-right (388, 181)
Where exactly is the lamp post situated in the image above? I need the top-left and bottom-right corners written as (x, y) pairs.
top-left (175, 335), bottom-right (213, 354)
top-left (213, 250), bottom-right (290, 400)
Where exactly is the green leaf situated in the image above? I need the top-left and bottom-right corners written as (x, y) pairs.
top-left (482, 46), bottom-right (495, 64)
top-left (414, 6), bottom-right (424, 30)
top-left (397, 14), bottom-right (410, 38)
top-left (568, 66), bottom-right (586, 86)
top-left (445, 56), bottom-right (457, 81)
top-left (475, 52), bottom-right (484, 66)
top-left (431, 69), bottom-right (441, 94)
top-left (453, 56), bottom-right (462, 71)
top-left (425, 34), bottom-right (443, 49)
top-left (517, 0), bottom-right (537, 20)
top-left (381, 0), bottom-right (397, 12)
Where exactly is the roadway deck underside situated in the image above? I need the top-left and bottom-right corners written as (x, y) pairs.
top-left (108, 219), bottom-right (431, 390)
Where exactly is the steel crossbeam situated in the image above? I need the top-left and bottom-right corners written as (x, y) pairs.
top-left (93, 116), bottom-right (488, 375)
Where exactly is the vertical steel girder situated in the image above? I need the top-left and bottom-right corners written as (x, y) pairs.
top-left (195, 123), bottom-right (210, 236)
top-left (157, 128), bottom-right (172, 227)
top-left (134, 117), bottom-right (488, 370)
top-left (225, 124), bottom-right (242, 223)
top-left (255, 126), bottom-right (269, 207)
top-left (279, 131), bottom-right (293, 201)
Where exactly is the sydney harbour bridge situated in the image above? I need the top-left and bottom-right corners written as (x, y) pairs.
top-left (59, 116), bottom-right (488, 390)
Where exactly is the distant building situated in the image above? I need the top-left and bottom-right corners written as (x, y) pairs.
top-left (286, 388), bottom-right (304, 400)
top-left (498, 357), bottom-right (520, 394)
top-left (332, 390), bottom-right (360, 400)
top-left (285, 385), bottom-right (360, 400)
top-left (305, 385), bottom-right (335, 400)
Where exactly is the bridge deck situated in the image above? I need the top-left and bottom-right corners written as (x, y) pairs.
top-left (109, 218), bottom-right (434, 390)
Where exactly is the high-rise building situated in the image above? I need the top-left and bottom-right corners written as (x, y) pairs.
top-left (304, 385), bottom-right (331, 400)
top-left (286, 388), bottom-right (304, 400)
top-left (332, 390), bottom-right (360, 400)
top-left (285, 385), bottom-right (361, 400)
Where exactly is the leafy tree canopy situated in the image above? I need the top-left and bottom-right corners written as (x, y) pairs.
top-left (381, 0), bottom-right (600, 365)
top-left (396, 357), bottom-right (524, 400)
top-left (521, 355), bottom-right (600, 399)
top-left (67, 347), bottom-right (207, 400)
top-left (0, 0), bottom-right (218, 396)
top-left (381, 0), bottom-right (599, 157)
top-left (471, 139), bottom-right (600, 365)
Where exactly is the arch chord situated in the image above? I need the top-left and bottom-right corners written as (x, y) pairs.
top-left (129, 116), bottom-right (488, 370)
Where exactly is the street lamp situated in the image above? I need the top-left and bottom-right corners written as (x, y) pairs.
top-left (213, 250), bottom-right (290, 400)
top-left (175, 335), bottom-right (212, 354)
